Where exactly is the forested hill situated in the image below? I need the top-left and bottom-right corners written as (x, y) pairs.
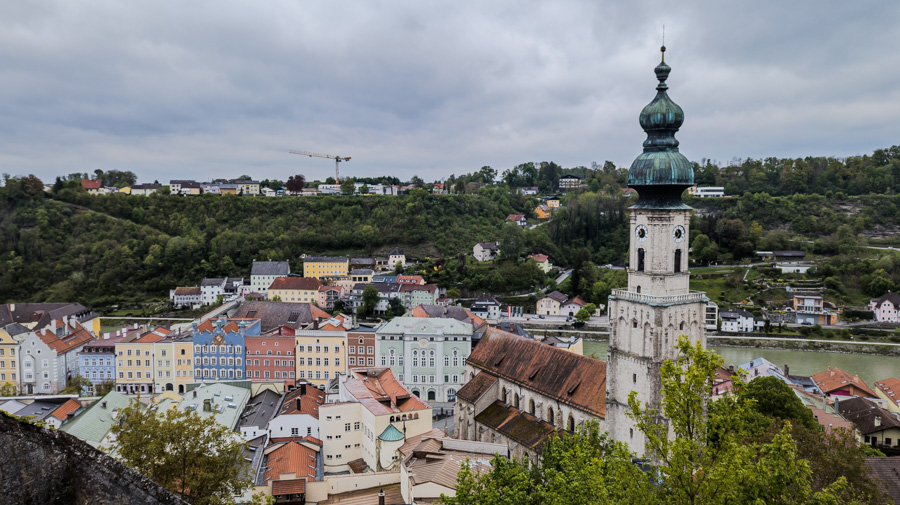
top-left (0, 182), bottom-right (532, 306)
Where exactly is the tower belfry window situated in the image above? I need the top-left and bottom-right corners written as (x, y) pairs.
top-left (674, 249), bottom-right (682, 273)
top-left (637, 248), bottom-right (645, 272)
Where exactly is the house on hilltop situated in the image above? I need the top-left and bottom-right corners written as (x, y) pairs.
top-left (473, 242), bottom-right (499, 262)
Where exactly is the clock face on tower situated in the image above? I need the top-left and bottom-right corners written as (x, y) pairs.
top-left (673, 225), bottom-right (685, 243)
top-left (635, 225), bottom-right (648, 242)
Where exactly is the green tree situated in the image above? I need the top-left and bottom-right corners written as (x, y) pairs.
top-left (741, 376), bottom-right (817, 432)
top-left (360, 285), bottom-right (380, 318)
top-left (443, 421), bottom-right (649, 505)
top-left (446, 287), bottom-right (462, 300)
top-left (61, 374), bottom-right (92, 395)
top-left (627, 336), bottom-right (854, 505)
top-left (340, 178), bottom-right (356, 195)
top-left (0, 383), bottom-right (18, 396)
top-left (94, 380), bottom-right (116, 397)
top-left (111, 400), bottom-right (250, 504)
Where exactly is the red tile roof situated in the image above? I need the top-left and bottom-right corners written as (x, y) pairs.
top-left (272, 479), bottom-right (305, 496)
top-left (264, 440), bottom-right (318, 485)
top-left (506, 214), bottom-right (525, 221)
top-left (811, 367), bottom-right (877, 398)
top-left (174, 286), bottom-right (201, 296)
top-left (269, 277), bottom-right (323, 291)
top-left (279, 385), bottom-right (325, 418)
top-left (50, 398), bottom-right (82, 421)
top-left (874, 377), bottom-right (900, 407)
top-left (345, 368), bottom-right (430, 415)
top-left (467, 328), bottom-right (607, 417)
top-left (81, 179), bottom-right (103, 190)
top-left (528, 253), bottom-right (549, 263)
top-left (37, 323), bottom-right (95, 355)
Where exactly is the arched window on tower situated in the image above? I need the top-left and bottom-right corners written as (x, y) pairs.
top-left (674, 249), bottom-right (682, 273)
top-left (529, 399), bottom-right (535, 416)
top-left (637, 248), bottom-right (645, 272)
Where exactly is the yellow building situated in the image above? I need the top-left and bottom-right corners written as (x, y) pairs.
top-left (303, 256), bottom-right (350, 280)
top-left (236, 180), bottom-right (260, 195)
top-left (115, 329), bottom-right (173, 395)
top-left (534, 204), bottom-right (551, 219)
top-left (875, 378), bottom-right (900, 413)
top-left (295, 330), bottom-right (347, 386)
top-left (546, 198), bottom-right (560, 209)
top-left (0, 329), bottom-right (18, 389)
top-left (153, 337), bottom-right (195, 395)
top-left (268, 276), bottom-right (323, 303)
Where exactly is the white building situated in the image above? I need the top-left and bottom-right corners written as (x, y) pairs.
top-left (719, 309), bottom-right (755, 333)
top-left (250, 260), bottom-right (290, 297)
top-left (472, 242), bottom-right (499, 262)
top-left (266, 383), bottom-right (325, 440)
top-left (375, 317), bottom-right (472, 404)
top-left (870, 292), bottom-right (900, 323)
top-left (690, 186), bottom-right (725, 198)
top-left (200, 278), bottom-right (227, 306)
top-left (319, 367), bottom-right (432, 474)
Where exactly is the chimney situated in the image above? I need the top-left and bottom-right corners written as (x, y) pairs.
top-left (378, 489), bottom-right (385, 505)
top-left (875, 416), bottom-right (881, 427)
top-left (8, 303), bottom-right (14, 312)
top-left (101, 401), bottom-right (107, 409)
top-left (296, 398), bottom-right (302, 411)
top-left (66, 411), bottom-right (76, 420)
top-left (193, 390), bottom-right (198, 398)
top-left (300, 383), bottom-right (307, 396)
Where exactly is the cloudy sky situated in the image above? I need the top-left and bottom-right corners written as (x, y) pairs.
top-left (1, 1), bottom-right (898, 184)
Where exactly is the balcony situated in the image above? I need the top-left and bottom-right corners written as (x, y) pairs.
top-left (610, 289), bottom-right (708, 306)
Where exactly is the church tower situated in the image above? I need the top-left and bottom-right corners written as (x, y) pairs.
top-left (605, 47), bottom-right (708, 455)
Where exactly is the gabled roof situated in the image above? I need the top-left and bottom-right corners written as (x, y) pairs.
top-left (542, 291), bottom-right (568, 304)
top-left (0, 303), bottom-right (95, 331)
top-left (506, 214), bottom-right (525, 221)
top-left (476, 242), bottom-right (498, 250)
top-left (303, 256), bottom-right (349, 263)
top-left (475, 401), bottom-right (561, 451)
top-left (871, 292), bottom-right (900, 309)
top-left (403, 438), bottom-right (496, 491)
top-left (528, 253), bottom-right (549, 263)
top-left (240, 389), bottom-right (283, 429)
top-left (50, 398), bottom-right (82, 421)
top-left (279, 384), bottom-right (325, 418)
top-left (720, 309), bottom-right (754, 319)
top-left (344, 367), bottom-right (429, 416)
top-left (389, 249), bottom-right (404, 255)
top-left (811, 367), bottom-right (877, 397)
top-left (456, 372), bottom-right (498, 403)
top-left (251, 260), bottom-right (290, 276)
top-left (864, 457), bottom-right (900, 504)
top-left (200, 277), bottom-right (226, 287)
top-left (562, 296), bottom-right (587, 308)
top-left (874, 377), bottom-right (900, 407)
top-left (263, 440), bottom-right (319, 485)
top-left (269, 276), bottom-right (323, 291)
top-left (466, 327), bottom-right (606, 417)
top-left (37, 323), bottom-right (95, 355)
top-left (81, 179), bottom-right (103, 190)
top-left (173, 286), bottom-right (201, 296)
top-left (60, 391), bottom-right (135, 444)
top-left (836, 396), bottom-right (900, 435)
top-left (232, 302), bottom-right (329, 332)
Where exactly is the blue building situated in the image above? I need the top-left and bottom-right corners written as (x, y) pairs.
top-left (78, 334), bottom-right (126, 395)
top-left (192, 317), bottom-right (260, 381)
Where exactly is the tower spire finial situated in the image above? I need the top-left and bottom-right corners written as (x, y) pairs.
top-left (661, 25), bottom-right (666, 62)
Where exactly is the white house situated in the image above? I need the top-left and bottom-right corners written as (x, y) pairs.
top-left (719, 309), bottom-right (755, 333)
top-left (266, 383), bottom-right (324, 440)
top-left (870, 292), bottom-right (900, 323)
top-left (472, 242), bottom-right (499, 262)
top-left (250, 260), bottom-right (290, 297)
top-left (690, 186), bottom-right (725, 198)
top-left (170, 287), bottom-right (201, 308)
top-left (470, 294), bottom-right (502, 320)
top-left (388, 249), bottom-right (406, 269)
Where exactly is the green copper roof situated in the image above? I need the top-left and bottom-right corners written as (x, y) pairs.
top-left (627, 46), bottom-right (694, 208)
top-left (60, 391), bottom-right (136, 445)
top-left (378, 423), bottom-right (405, 442)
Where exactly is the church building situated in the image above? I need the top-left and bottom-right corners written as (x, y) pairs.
top-left (605, 46), bottom-right (708, 455)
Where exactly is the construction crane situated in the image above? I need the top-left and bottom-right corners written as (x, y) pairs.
top-left (289, 150), bottom-right (351, 185)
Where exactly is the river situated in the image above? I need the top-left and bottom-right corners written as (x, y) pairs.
top-left (582, 341), bottom-right (899, 387)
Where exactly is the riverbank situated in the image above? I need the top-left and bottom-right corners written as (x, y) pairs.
top-left (520, 326), bottom-right (900, 357)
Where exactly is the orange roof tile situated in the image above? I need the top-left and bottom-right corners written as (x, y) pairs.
top-left (811, 367), bottom-right (877, 397)
top-left (38, 323), bottom-right (95, 355)
top-left (875, 377), bottom-right (900, 406)
top-left (345, 368), bottom-right (429, 415)
top-left (50, 398), bottom-right (82, 421)
top-left (272, 479), bottom-right (305, 496)
top-left (280, 386), bottom-right (325, 418)
top-left (264, 441), bottom-right (318, 483)
top-left (81, 179), bottom-right (103, 190)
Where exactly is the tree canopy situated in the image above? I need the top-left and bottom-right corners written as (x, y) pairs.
top-left (111, 400), bottom-right (250, 505)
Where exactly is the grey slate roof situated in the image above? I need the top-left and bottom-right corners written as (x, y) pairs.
top-left (201, 278), bottom-right (226, 287)
top-left (0, 303), bottom-right (95, 331)
top-left (231, 301), bottom-right (328, 332)
top-left (251, 261), bottom-right (290, 276)
top-left (239, 389), bottom-right (284, 429)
